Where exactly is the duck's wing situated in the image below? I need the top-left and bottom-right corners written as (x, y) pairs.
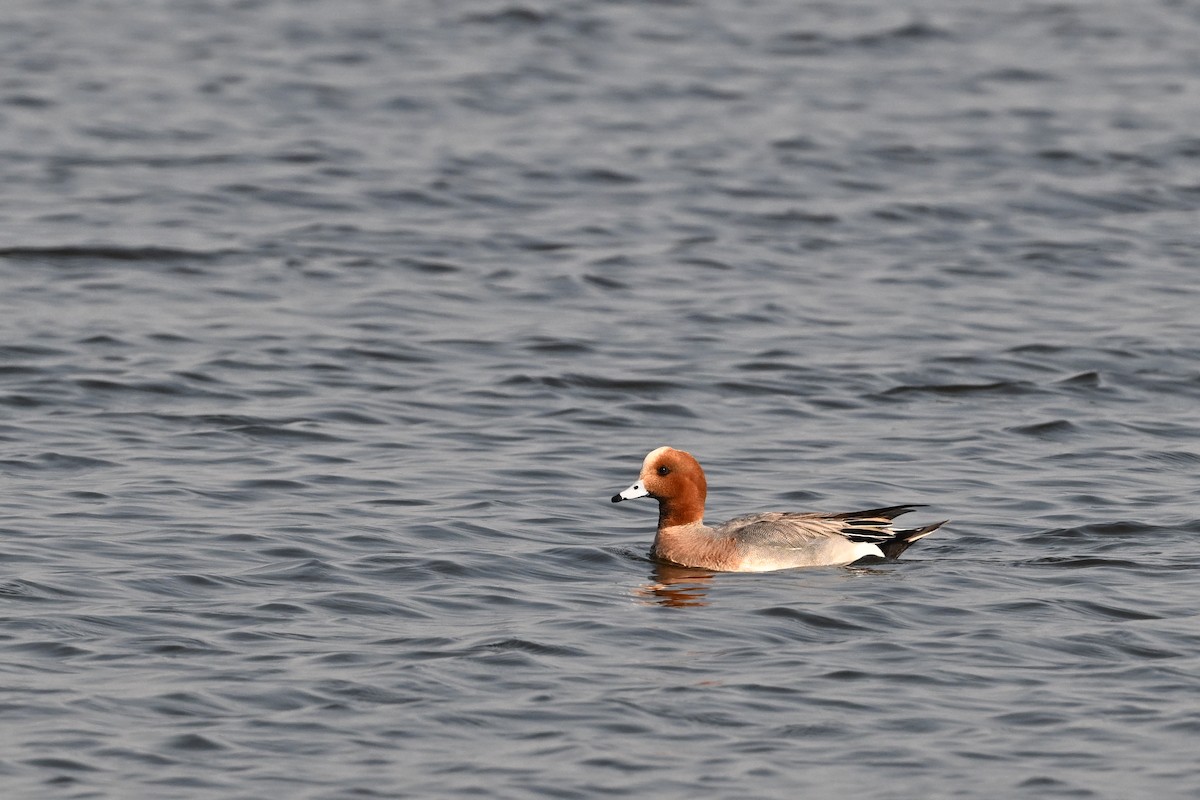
top-left (715, 511), bottom-right (861, 548)
top-left (828, 504), bottom-right (925, 522)
top-left (717, 506), bottom-right (944, 559)
top-left (828, 505), bottom-right (924, 544)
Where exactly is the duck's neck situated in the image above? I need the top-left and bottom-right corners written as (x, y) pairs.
top-left (656, 482), bottom-right (705, 530)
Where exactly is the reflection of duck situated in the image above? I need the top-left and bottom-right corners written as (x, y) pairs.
top-left (634, 562), bottom-right (716, 608)
top-left (612, 446), bottom-right (946, 572)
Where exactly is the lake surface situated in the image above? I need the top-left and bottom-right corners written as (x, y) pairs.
top-left (2, 1), bottom-right (1200, 797)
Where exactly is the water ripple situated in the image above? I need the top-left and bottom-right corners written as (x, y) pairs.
top-left (2, 0), bottom-right (1200, 798)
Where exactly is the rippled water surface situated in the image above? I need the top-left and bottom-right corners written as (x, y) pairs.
top-left (3, 1), bottom-right (1200, 797)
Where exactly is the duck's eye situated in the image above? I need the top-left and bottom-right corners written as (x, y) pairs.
top-left (657, 466), bottom-right (671, 476)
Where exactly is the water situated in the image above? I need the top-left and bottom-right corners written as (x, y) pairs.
top-left (2, 0), bottom-right (1200, 797)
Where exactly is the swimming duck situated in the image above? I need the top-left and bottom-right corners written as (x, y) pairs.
top-left (611, 446), bottom-right (945, 571)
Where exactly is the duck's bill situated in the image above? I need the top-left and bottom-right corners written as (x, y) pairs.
top-left (611, 481), bottom-right (649, 503)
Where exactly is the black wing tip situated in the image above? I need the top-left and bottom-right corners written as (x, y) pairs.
top-left (834, 504), bottom-right (927, 521)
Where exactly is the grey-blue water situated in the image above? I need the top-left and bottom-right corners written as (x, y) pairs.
top-left (3, 1), bottom-right (1200, 797)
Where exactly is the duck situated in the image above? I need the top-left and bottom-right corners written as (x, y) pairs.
top-left (611, 446), bottom-right (945, 571)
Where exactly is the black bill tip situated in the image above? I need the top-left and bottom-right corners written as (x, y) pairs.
top-left (610, 494), bottom-right (623, 503)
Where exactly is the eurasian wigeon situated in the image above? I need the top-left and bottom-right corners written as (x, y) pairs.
top-left (611, 446), bottom-right (946, 571)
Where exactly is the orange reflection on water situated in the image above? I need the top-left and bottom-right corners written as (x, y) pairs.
top-left (635, 562), bottom-right (718, 607)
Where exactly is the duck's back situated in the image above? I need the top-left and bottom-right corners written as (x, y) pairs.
top-left (715, 512), bottom-right (880, 570)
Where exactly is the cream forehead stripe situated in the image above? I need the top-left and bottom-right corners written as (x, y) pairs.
top-left (642, 445), bottom-right (672, 470)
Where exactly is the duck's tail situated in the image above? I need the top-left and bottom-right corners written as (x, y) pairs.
top-left (878, 520), bottom-right (947, 560)
top-left (835, 505), bottom-right (947, 560)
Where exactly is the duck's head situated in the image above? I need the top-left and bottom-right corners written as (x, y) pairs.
top-left (611, 446), bottom-right (707, 526)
